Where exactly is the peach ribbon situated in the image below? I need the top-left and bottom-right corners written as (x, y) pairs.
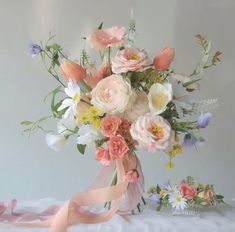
top-left (0, 155), bottom-right (144, 232)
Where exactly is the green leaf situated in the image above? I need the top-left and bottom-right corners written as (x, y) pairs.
top-left (21, 120), bottom-right (33, 126)
top-left (156, 203), bottom-right (162, 211)
top-left (183, 78), bottom-right (201, 88)
top-left (97, 22), bottom-right (103, 29)
top-left (186, 176), bottom-right (195, 185)
top-left (77, 144), bottom-right (86, 155)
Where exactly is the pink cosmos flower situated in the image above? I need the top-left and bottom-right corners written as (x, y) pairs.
top-left (178, 182), bottom-right (197, 200)
top-left (126, 169), bottom-right (139, 183)
top-left (130, 113), bottom-right (174, 152)
top-left (87, 26), bottom-right (126, 49)
top-left (153, 47), bottom-right (175, 71)
top-left (85, 62), bottom-right (110, 88)
top-left (60, 59), bottom-right (86, 83)
top-left (108, 135), bottom-right (129, 159)
top-left (100, 116), bottom-right (122, 137)
top-left (95, 147), bottom-right (111, 166)
top-left (111, 48), bottom-right (150, 74)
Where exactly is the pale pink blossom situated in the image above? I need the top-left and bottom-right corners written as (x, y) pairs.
top-left (130, 113), bottom-right (174, 152)
top-left (95, 147), bottom-right (111, 166)
top-left (126, 169), bottom-right (139, 183)
top-left (87, 26), bottom-right (126, 49)
top-left (108, 135), bottom-right (129, 159)
top-left (153, 47), bottom-right (175, 71)
top-left (100, 116), bottom-right (122, 137)
top-left (112, 48), bottom-right (150, 74)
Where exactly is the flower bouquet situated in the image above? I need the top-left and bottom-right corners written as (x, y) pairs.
top-left (147, 176), bottom-right (224, 215)
top-left (20, 18), bottom-right (221, 231)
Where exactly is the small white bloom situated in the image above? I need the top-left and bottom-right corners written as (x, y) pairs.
top-left (165, 184), bottom-right (179, 196)
top-left (77, 125), bottom-right (102, 145)
top-left (45, 133), bottom-right (67, 152)
top-left (57, 118), bottom-right (79, 135)
top-left (148, 83), bottom-right (173, 115)
top-left (58, 80), bottom-right (81, 119)
top-left (169, 193), bottom-right (187, 210)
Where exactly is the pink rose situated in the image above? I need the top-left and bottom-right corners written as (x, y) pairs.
top-left (87, 26), bottom-right (126, 49)
top-left (108, 135), bottom-right (129, 159)
top-left (126, 169), bottom-right (139, 183)
top-left (85, 62), bottom-right (110, 88)
top-left (178, 182), bottom-right (197, 200)
top-left (95, 147), bottom-right (111, 166)
top-left (60, 59), bottom-right (86, 83)
top-left (112, 48), bottom-right (150, 74)
top-left (130, 113), bottom-right (174, 152)
top-left (101, 116), bottom-right (122, 137)
top-left (153, 47), bottom-right (175, 71)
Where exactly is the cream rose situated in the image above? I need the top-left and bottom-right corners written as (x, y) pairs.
top-left (91, 74), bottom-right (132, 114)
top-left (130, 113), bottom-right (174, 152)
top-left (124, 91), bottom-right (150, 121)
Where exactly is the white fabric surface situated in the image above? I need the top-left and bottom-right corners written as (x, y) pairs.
top-left (1, 198), bottom-right (235, 232)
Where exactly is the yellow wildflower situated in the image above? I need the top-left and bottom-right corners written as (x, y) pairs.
top-left (168, 144), bottom-right (182, 159)
top-left (165, 162), bottom-right (175, 169)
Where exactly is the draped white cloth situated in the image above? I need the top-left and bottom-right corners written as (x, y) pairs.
top-left (0, 198), bottom-right (235, 232)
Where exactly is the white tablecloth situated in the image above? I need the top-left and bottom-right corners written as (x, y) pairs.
top-left (1, 198), bottom-right (235, 232)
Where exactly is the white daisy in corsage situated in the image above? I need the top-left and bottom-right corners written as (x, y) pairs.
top-left (58, 80), bottom-right (81, 119)
top-left (148, 83), bottom-right (173, 115)
top-left (169, 193), bottom-right (187, 210)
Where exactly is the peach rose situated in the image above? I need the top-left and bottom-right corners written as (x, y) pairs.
top-left (87, 26), bottom-right (126, 49)
top-left (108, 135), bottom-right (129, 159)
top-left (100, 116), bottom-right (122, 137)
top-left (95, 147), bottom-right (111, 166)
top-left (60, 59), bottom-right (86, 83)
top-left (126, 169), bottom-right (139, 183)
top-left (91, 74), bottom-right (132, 114)
top-left (198, 189), bottom-right (214, 205)
top-left (178, 182), bottom-right (197, 200)
top-left (153, 47), bottom-right (175, 71)
top-left (112, 48), bottom-right (150, 74)
top-left (130, 113), bottom-right (174, 152)
top-left (85, 62), bottom-right (110, 88)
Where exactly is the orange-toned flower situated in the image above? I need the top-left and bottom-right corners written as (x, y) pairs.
top-left (60, 59), bottom-right (86, 83)
top-left (153, 47), bottom-right (175, 71)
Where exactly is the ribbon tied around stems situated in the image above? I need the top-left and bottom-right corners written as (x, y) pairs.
top-left (0, 153), bottom-right (144, 232)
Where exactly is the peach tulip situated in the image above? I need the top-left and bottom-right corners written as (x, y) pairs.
top-left (60, 59), bottom-right (86, 83)
top-left (153, 47), bottom-right (175, 71)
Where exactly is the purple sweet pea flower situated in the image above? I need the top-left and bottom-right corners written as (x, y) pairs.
top-left (197, 112), bottom-right (212, 128)
top-left (183, 134), bottom-right (197, 147)
top-left (151, 193), bottom-right (160, 203)
top-left (28, 43), bottom-right (42, 57)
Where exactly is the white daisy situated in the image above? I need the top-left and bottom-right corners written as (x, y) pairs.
top-left (77, 125), bottom-right (102, 145)
top-left (164, 184), bottom-right (179, 197)
top-left (169, 193), bottom-right (187, 210)
top-left (58, 80), bottom-right (81, 119)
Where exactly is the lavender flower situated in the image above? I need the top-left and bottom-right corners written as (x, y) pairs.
top-left (197, 112), bottom-right (212, 128)
top-left (28, 43), bottom-right (42, 57)
top-left (183, 134), bottom-right (197, 147)
top-left (151, 193), bottom-right (160, 203)
top-left (161, 180), bottom-right (170, 190)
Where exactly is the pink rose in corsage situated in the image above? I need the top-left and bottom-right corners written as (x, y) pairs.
top-left (126, 169), bottom-right (139, 183)
top-left (85, 62), bottom-right (110, 88)
top-left (153, 47), bottom-right (175, 71)
top-left (60, 59), bottom-right (86, 83)
top-left (101, 116), bottom-right (122, 137)
top-left (91, 74), bottom-right (132, 114)
top-left (87, 26), bottom-right (126, 49)
top-left (178, 182), bottom-right (197, 200)
top-left (108, 135), bottom-right (129, 159)
top-left (130, 113), bottom-right (174, 152)
top-left (112, 48), bottom-right (150, 74)
top-left (95, 147), bottom-right (111, 166)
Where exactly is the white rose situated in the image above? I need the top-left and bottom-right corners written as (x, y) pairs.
top-left (148, 83), bottom-right (172, 115)
top-left (124, 91), bottom-right (150, 121)
top-left (91, 74), bottom-right (132, 114)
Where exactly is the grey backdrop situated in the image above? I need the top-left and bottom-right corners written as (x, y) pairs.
top-left (0, 0), bottom-right (234, 200)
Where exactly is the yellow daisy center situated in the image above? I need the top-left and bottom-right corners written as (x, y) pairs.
top-left (175, 196), bottom-right (182, 202)
top-left (72, 93), bottom-right (80, 103)
top-left (149, 123), bottom-right (164, 139)
top-left (152, 93), bottom-right (167, 108)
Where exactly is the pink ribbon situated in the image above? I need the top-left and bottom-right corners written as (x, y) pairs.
top-left (0, 154), bottom-right (144, 232)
